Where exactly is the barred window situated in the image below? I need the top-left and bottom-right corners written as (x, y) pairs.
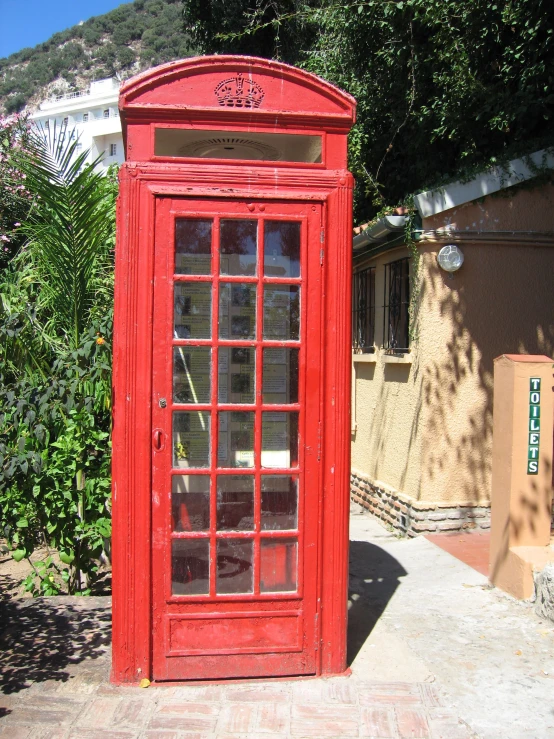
top-left (383, 258), bottom-right (410, 352)
top-left (352, 266), bottom-right (376, 352)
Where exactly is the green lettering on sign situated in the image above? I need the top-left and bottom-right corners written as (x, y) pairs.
top-left (528, 378), bottom-right (541, 475)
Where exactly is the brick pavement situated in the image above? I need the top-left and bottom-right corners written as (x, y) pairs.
top-left (0, 595), bottom-right (475, 739)
top-left (0, 672), bottom-right (475, 738)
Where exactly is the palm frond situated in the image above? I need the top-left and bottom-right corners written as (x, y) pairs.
top-left (13, 127), bottom-right (115, 349)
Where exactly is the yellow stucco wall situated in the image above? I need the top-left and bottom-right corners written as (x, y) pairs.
top-left (352, 188), bottom-right (554, 506)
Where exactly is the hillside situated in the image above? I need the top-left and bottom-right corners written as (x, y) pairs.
top-left (0, 0), bottom-right (198, 115)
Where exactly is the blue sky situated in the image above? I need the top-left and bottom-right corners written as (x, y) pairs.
top-left (0, 0), bottom-right (128, 59)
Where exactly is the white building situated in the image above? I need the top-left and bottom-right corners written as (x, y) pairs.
top-left (30, 78), bottom-right (124, 173)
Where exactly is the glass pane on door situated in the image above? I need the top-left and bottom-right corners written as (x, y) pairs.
top-left (175, 219), bottom-right (212, 275)
top-left (263, 286), bottom-right (300, 340)
top-left (173, 411), bottom-right (211, 468)
top-left (173, 347), bottom-right (211, 403)
top-left (172, 475), bottom-right (210, 531)
top-left (260, 538), bottom-right (298, 593)
top-left (175, 283), bottom-right (212, 339)
top-left (261, 475), bottom-right (298, 530)
top-left (264, 221), bottom-right (300, 277)
top-left (261, 412), bottom-right (299, 468)
top-left (217, 475), bottom-right (255, 531)
top-left (172, 539), bottom-right (210, 595)
top-left (219, 284), bottom-right (257, 340)
top-left (218, 411), bottom-right (255, 468)
top-left (220, 219), bottom-right (257, 276)
top-left (216, 539), bottom-right (254, 594)
top-left (218, 347), bottom-right (255, 404)
top-left (262, 348), bottom-right (299, 404)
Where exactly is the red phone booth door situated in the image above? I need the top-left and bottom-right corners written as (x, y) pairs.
top-left (151, 197), bottom-right (323, 681)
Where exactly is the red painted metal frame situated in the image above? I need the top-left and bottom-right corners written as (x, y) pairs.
top-left (112, 56), bottom-right (355, 683)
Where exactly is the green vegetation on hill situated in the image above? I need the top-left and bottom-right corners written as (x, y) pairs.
top-left (0, 0), bottom-right (198, 114)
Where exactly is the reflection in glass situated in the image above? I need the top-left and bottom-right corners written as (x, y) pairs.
top-left (220, 220), bottom-right (257, 276)
top-left (173, 347), bottom-right (211, 404)
top-left (261, 412), bottom-right (299, 468)
top-left (173, 411), bottom-right (210, 468)
top-left (263, 286), bottom-right (300, 340)
top-left (261, 476), bottom-right (298, 530)
top-left (217, 475), bottom-right (254, 531)
top-left (172, 475), bottom-right (210, 531)
top-left (264, 221), bottom-right (300, 277)
top-left (218, 347), bottom-right (255, 404)
top-left (216, 539), bottom-right (253, 594)
top-left (262, 348), bottom-right (299, 404)
top-left (172, 539), bottom-right (210, 595)
top-left (174, 283), bottom-right (212, 339)
top-left (260, 538), bottom-right (298, 593)
top-left (218, 411), bottom-right (254, 468)
top-left (219, 283), bottom-right (256, 340)
top-left (175, 219), bottom-right (212, 275)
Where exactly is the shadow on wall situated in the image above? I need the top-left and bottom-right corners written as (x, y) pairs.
top-left (422, 245), bottom-right (553, 511)
top-left (0, 590), bottom-right (111, 695)
top-left (355, 241), bottom-right (554, 517)
top-left (356, 356), bottom-right (423, 499)
top-left (347, 539), bottom-right (407, 665)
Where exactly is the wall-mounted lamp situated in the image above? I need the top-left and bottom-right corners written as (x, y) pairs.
top-left (437, 244), bottom-right (464, 277)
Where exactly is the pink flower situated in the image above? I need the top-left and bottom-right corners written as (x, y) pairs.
top-left (14, 222), bottom-right (21, 227)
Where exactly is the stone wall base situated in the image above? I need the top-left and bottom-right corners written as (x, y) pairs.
top-left (351, 470), bottom-right (491, 537)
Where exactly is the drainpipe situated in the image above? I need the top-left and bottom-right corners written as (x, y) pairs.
top-left (353, 215), bottom-right (408, 251)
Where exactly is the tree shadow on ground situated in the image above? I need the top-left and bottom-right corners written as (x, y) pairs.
top-left (347, 539), bottom-right (407, 665)
top-left (0, 591), bottom-right (112, 695)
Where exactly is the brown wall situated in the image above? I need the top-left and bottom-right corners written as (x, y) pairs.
top-left (425, 182), bottom-right (554, 233)
top-left (352, 187), bottom-right (554, 506)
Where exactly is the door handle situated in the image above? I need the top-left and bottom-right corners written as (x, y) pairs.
top-left (153, 429), bottom-right (165, 451)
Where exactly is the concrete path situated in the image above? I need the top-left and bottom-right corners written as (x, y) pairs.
top-left (0, 503), bottom-right (552, 738)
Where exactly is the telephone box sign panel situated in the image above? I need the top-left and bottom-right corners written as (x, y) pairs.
top-left (112, 56), bottom-right (355, 684)
top-left (528, 378), bottom-right (541, 474)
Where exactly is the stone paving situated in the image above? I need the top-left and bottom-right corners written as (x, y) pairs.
top-left (1, 503), bottom-right (552, 738)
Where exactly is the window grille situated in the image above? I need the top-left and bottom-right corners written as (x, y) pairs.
top-left (83, 113), bottom-right (89, 122)
top-left (103, 109), bottom-right (110, 118)
top-left (352, 266), bottom-right (375, 352)
top-left (383, 258), bottom-right (410, 352)
top-left (110, 143), bottom-right (117, 156)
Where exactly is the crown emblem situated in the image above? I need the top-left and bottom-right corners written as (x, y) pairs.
top-left (214, 73), bottom-right (265, 109)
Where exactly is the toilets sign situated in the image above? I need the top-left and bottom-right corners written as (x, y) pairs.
top-left (528, 378), bottom-right (541, 474)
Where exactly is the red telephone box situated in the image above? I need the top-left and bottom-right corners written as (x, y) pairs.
top-left (111, 56), bottom-right (355, 683)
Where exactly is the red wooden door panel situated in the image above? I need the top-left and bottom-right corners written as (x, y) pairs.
top-left (151, 197), bottom-right (323, 681)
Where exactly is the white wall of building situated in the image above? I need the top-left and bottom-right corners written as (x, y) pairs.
top-left (30, 78), bottom-right (124, 173)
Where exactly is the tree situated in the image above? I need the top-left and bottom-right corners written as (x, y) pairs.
top-left (182, 0), bottom-right (554, 220)
top-left (182, 0), bottom-right (319, 62)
